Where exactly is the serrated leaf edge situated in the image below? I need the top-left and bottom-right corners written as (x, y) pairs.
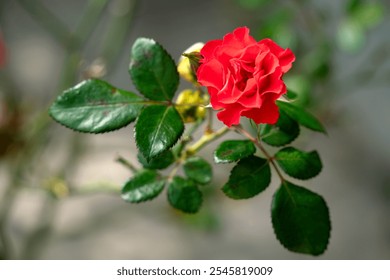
top-left (167, 177), bottom-right (203, 214)
top-left (271, 183), bottom-right (331, 256)
top-left (213, 140), bottom-right (256, 164)
top-left (129, 38), bottom-right (179, 101)
top-left (262, 124), bottom-right (301, 147)
top-left (275, 147), bottom-right (323, 180)
top-left (134, 106), bottom-right (184, 160)
top-left (222, 156), bottom-right (271, 200)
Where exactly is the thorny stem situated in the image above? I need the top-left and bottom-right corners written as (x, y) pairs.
top-left (233, 125), bottom-right (286, 182)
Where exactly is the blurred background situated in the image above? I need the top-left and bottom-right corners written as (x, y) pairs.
top-left (0, 0), bottom-right (389, 259)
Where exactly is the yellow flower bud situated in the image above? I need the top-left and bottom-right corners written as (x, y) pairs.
top-left (177, 42), bottom-right (204, 84)
top-left (175, 89), bottom-right (208, 123)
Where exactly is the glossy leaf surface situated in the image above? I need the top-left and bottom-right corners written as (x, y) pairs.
top-left (121, 170), bottom-right (165, 203)
top-left (168, 176), bottom-right (202, 213)
top-left (275, 147), bottom-right (322, 180)
top-left (183, 156), bottom-right (212, 185)
top-left (261, 111), bottom-right (300, 147)
top-left (135, 105), bottom-right (184, 160)
top-left (129, 38), bottom-right (179, 101)
top-left (276, 100), bottom-right (326, 133)
top-left (137, 150), bottom-right (175, 170)
top-left (272, 181), bottom-right (331, 255)
top-left (49, 79), bottom-right (143, 133)
top-left (214, 140), bottom-right (256, 163)
top-left (222, 155), bottom-right (271, 199)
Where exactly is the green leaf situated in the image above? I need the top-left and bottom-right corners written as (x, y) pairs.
top-left (137, 150), bottom-right (175, 170)
top-left (129, 38), bottom-right (179, 101)
top-left (261, 111), bottom-right (300, 147)
top-left (276, 100), bottom-right (326, 133)
top-left (49, 79), bottom-right (143, 133)
top-left (222, 155), bottom-right (271, 199)
top-left (121, 170), bottom-right (165, 203)
top-left (168, 176), bottom-right (202, 213)
top-left (285, 90), bottom-right (298, 101)
top-left (272, 181), bottom-right (331, 255)
top-left (135, 105), bottom-right (184, 160)
top-left (183, 156), bottom-right (212, 185)
top-left (275, 147), bottom-right (322, 180)
top-left (284, 75), bottom-right (311, 107)
top-left (214, 140), bottom-right (256, 163)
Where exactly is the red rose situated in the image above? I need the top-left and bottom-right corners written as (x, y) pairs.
top-left (196, 27), bottom-right (295, 127)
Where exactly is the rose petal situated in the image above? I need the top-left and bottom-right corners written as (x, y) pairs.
top-left (217, 27), bottom-right (257, 61)
top-left (216, 103), bottom-right (249, 127)
top-left (230, 27), bottom-right (257, 47)
top-left (197, 59), bottom-right (225, 90)
top-left (236, 78), bottom-right (260, 108)
top-left (254, 51), bottom-right (278, 76)
top-left (241, 97), bottom-right (279, 124)
top-left (200, 39), bottom-right (222, 62)
top-left (259, 38), bottom-right (295, 73)
top-left (255, 67), bottom-right (284, 95)
top-left (278, 48), bottom-right (295, 72)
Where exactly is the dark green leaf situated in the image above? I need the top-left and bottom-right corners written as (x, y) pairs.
top-left (49, 79), bottom-right (143, 133)
top-left (183, 156), bottom-right (212, 185)
top-left (129, 38), bottom-right (179, 101)
top-left (285, 90), bottom-right (298, 101)
top-left (137, 150), bottom-right (175, 170)
top-left (121, 170), bottom-right (165, 203)
top-left (272, 181), bottom-right (331, 255)
top-left (214, 140), bottom-right (256, 163)
top-left (261, 111), bottom-right (300, 147)
top-left (168, 176), bottom-right (202, 213)
top-left (275, 147), bottom-right (322, 180)
top-left (135, 105), bottom-right (184, 160)
top-left (276, 100), bottom-right (326, 133)
top-left (222, 155), bottom-right (271, 199)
